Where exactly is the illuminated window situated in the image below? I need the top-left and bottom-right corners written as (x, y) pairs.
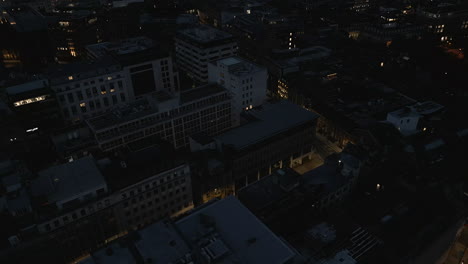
top-left (79, 102), bottom-right (86, 107)
top-left (68, 76), bottom-right (74, 80)
top-left (13, 95), bottom-right (47, 107)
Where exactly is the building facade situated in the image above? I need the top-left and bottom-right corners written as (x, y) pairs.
top-left (208, 56), bottom-right (268, 126)
top-left (86, 84), bottom-right (232, 151)
top-left (175, 25), bottom-right (238, 83)
top-left (49, 37), bottom-right (179, 123)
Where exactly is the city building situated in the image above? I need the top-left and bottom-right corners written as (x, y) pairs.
top-left (86, 37), bottom-right (180, 96)
top-left (80, 196), bottom-right (300, 264)
top-left (238, 148), bottom-right (363, 220)
top-left (386, 101), bottom-right (444, 136)
top-left (31, 156), bottom-right (108, 211)
top-left (189, 100), bottom-right (318, 201)
top-left (175, 25), bottom-right (238, 83)
top-left (86, 83), bottom-right (232, 151)
top-left (48, 37), bottom-right (179, 123)
top-left (0, 5), bottom-right (52, 71)
top-left (2, 144), bottom-right (194, 263)
top-left (0, 157), bottom-right (32, 218)
top-left (208, 56), bottom-right (268, 125)
top-left (417, 3), bottom-right (468, 43)
top-left (48, 57), bottom-right (128, 122)
top-left (3, 79), bottom-right (61, 132)
top-left (49, 10), bottom-right (101, 63)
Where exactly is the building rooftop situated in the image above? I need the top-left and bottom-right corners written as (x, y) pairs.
top-left (32, 156), bottom-right (106, 205)
top-left (176, 196), bottom-right (297, 264)
top-left (238, 168), bottom-right (301, 212)
top-left (135, 220), bottom-right (191, 263)
top-left (4, 80), bottom-right (49, 96)
top-left (81, 196), bottom-right (297, 264)
top-left (47, 56), bottom-right (121, 85)
top-left (176, 25), bottom-right (235, 47)
top-left (409, 101), bottom-right (444, 116)
top-left (179, 83), bottom-right (226, 104)
top-left (86, 37), bottom-right (155, 58)
top-left (87, 84), bottom-right (227, 131)
top-left (212, 56), bottom-right (266, 77)
top-left (215, 100), bottom-right (318, 151)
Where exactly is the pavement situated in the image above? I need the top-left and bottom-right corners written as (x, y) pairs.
top-left (444, 224), bottom-right (468, 264)
top-left (313, 133), bottom-right (343, 159)
top-left (293, 153), bottom-right (324, 175)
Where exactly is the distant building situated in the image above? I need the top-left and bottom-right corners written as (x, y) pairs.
top-left (0, 5), bottom-right (53, 71)
top-left (209, 56), bottom-right (268, 126)
top-left (386, 101), bottom-right (444, 136)
top-left (80, 196), bottom-right (299, 264)
top-left (175, 25), bottom-right (238, 83)
top-left (418, 3), bottom-right (468, 43)
top-left (50, 10), bottom-right (101, 63)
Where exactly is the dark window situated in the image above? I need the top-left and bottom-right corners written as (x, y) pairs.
top-left (76, 91), bottom-right (83, 100)
top-left (67, 93), bottom-right (74, 103)
top-left (131, 70), bottom-right (156, 96)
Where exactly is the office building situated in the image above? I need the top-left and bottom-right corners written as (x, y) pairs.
top-left (86, 83), bottom-right (232, 151)
top-left (86, 37), bottom-right (180, 96)
top-left (209, 56), bottom-right (268, 125)
top-left (175, 25), bottom-right (238, 83)
top-left (49, 37), bottom-right (179, 123)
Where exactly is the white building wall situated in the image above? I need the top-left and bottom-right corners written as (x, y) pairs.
top-left (386, 113), bottom-right (420, 133)
top-left (208, 58), bottom-right (267, 126)
top-left (175, 39), bottom-right (237, 83)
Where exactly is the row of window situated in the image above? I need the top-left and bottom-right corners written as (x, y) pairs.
top-left (62, 93), bottom-right (126, 118)
top-left (58, 81), bottom-right (124, 104)
top-left (56, 75), bottom-right (122, 92)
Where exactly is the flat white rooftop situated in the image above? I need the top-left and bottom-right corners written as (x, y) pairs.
top-left (176, 196), bottom-right (297, 264)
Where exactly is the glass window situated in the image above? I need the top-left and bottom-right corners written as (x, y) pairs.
top-left (67, 93), bottom-right (74, 103)
top-left (76, 91), bottom-right (83, 100)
